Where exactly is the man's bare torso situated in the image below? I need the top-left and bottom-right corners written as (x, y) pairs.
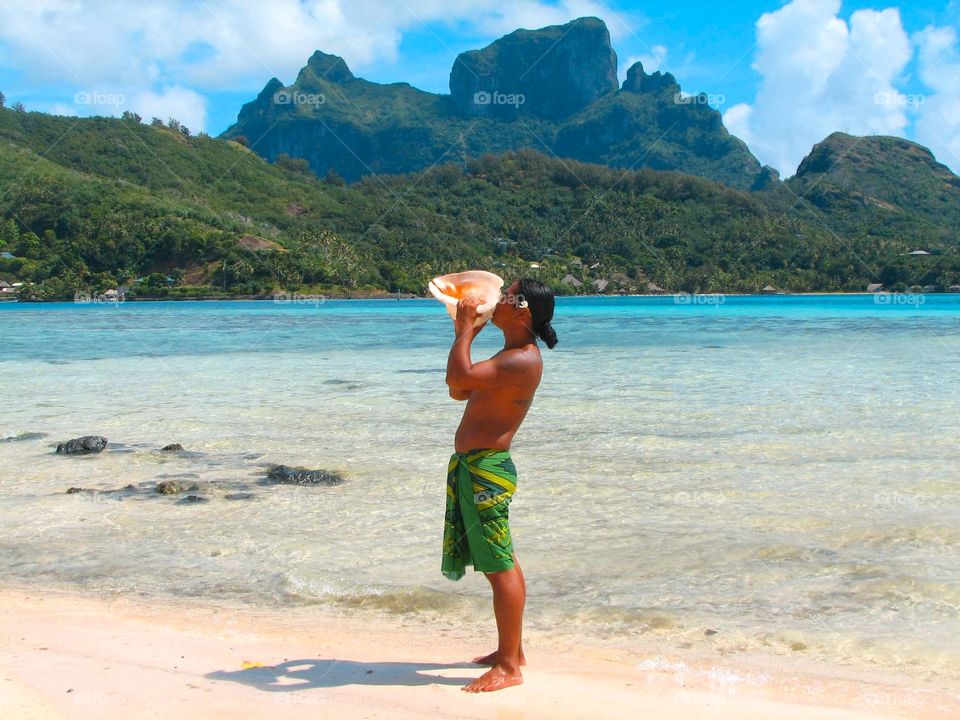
top-left (454, 345), bottom-right (543, 452)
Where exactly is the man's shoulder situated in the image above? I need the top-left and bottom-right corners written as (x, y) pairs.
top-left (495, 345), bottom-right (542, 373)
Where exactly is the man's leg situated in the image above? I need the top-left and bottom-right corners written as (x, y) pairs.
top-left (472, 553), bottom-right (526, 666)
top-left (515, 553), bottom-right (526, 661)
top-left (462, 560), bottom-right (525, 692)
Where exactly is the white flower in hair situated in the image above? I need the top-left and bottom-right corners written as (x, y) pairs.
top-left (517, 299), bottom-right (529, 309)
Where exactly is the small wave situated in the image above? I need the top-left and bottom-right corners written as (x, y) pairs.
top-left (567, 604), bottom-right (683, 633)
top-left (274, 574), bottom-right (481, 616)
top-left (0, 431), bottom-right (49, 443)
top-left (636, 656), bottom-right (771, 688)
top-left (840, 523), bottom-right (960, 548)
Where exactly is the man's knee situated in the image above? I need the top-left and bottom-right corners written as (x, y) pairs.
top-left (484, 563), bottom-right (519, 584)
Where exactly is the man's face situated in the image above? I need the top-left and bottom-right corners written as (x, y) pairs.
top-left (492, 281), bottom-right (523, 327)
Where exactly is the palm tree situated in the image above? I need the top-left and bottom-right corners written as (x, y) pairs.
top-left (230, 258), bottom-right (255, 284)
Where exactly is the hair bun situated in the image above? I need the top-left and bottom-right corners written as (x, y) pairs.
top-left (537, 321), bottom-right (558, 350)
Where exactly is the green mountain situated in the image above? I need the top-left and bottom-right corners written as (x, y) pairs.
top-left (221, 17), bottom-right (766, 191)
top-left (1, 106), bottom-right (959, 300)
top-left (786, 132), bottom-right (960, 233)
top-left (774, 132), bottom-right (960, 290)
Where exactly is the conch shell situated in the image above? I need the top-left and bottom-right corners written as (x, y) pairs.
top-left (428, 271), bottom-right (505, 327)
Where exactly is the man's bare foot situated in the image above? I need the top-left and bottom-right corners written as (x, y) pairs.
top-left (470, 649), bottom-right (526, 666)
top-left (462, 663), bottom-right (523, 692)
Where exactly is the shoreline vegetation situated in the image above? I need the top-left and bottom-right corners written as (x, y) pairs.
top-left (2, 108), bottom-right (960, 304)
top-left (6, 290), bottom-right (960, 303)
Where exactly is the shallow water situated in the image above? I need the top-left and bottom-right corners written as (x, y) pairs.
top-left (1, 296), bottom-right (959, 680)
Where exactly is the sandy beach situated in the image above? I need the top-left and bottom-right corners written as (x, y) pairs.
top-left (0, 587), bottom-right (953, 720)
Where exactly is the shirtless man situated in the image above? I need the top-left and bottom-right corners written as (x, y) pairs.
top-left (442, 278), bottom-right (558, 693)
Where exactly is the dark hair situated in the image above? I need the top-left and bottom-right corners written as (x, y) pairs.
top-left (518, 278), bottom-right (558, 349)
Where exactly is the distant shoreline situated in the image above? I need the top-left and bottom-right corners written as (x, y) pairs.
top-left (8, 290), bottom-right (960, 304)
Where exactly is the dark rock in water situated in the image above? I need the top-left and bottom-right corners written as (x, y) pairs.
top-left (160, 443), bottom-right (184, 453)
top-left (265, 465), bottom-right (345, 486)
top-left (67, 484), bottom-right (137, 496)
top-left (177, 494), bottom-right (210, 504)
top-left (156, 480), bottom-right (183, 495)
top-left (56, 436), bottom-right (108, 455)
top-left (705, 629), bottom-right (719, 636)
top-left (224, 492), bottom-right (255, 501)
top-left (1, 431), bottom-right (49, 443)
top-left (322, 380), bottom-right (363, 390)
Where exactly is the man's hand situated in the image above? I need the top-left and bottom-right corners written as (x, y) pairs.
top-left (455, 297), bottom-right (485, 338)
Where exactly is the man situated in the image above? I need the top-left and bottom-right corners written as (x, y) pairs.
top-left (442, 278), bottom-right (558, 693)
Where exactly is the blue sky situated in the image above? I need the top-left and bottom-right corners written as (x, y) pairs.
top-left (0, 0), bottom-right (958, 176)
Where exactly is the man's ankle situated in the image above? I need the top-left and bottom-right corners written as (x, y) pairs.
top-left (496, 656), bottom-right (522, 673)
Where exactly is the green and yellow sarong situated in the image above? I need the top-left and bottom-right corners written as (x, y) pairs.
top-left (442, 449), bottom-right (518, 581)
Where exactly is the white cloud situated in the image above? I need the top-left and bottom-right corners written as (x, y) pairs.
top-left (468, 0), bottom-right (636, 41)
top-left (0, 0), bottom-right (640, 128)
top-left (45, 102), bottom-right (79, 117)
top-left (724, 103), bottom-right (753, 146)
top-left (913, 25), bottom-right (960, 171)
top-left (132, 86), bottom-right (208, 132)
top-left (33, 85), bottom-right (207, 131)
top-left (0, 1), bottom-right (636, 91)
top-left (620, 45), bottom-right (668, 82)
top-left (724, 0), bottom-right (914, 177)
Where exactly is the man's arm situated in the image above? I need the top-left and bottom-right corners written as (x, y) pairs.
top-left (447, 342), bottom-right (529, 391)
top-left (445, 298), bottom-right (530, 391)
top-left (449, 386), bottom-right (472, 401)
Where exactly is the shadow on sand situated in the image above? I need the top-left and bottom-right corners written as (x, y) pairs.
top-left (206, 658), bottom-right (479, 690)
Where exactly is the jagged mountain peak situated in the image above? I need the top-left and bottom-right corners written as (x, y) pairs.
top-left (222, 16), bottom-right (765, 190)
top-left (448, 16), bottom-right (618, 121)
top-left (300, 51), bottom-right (355, 84)
top-left (621, 62), bottom-right (680, 95)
